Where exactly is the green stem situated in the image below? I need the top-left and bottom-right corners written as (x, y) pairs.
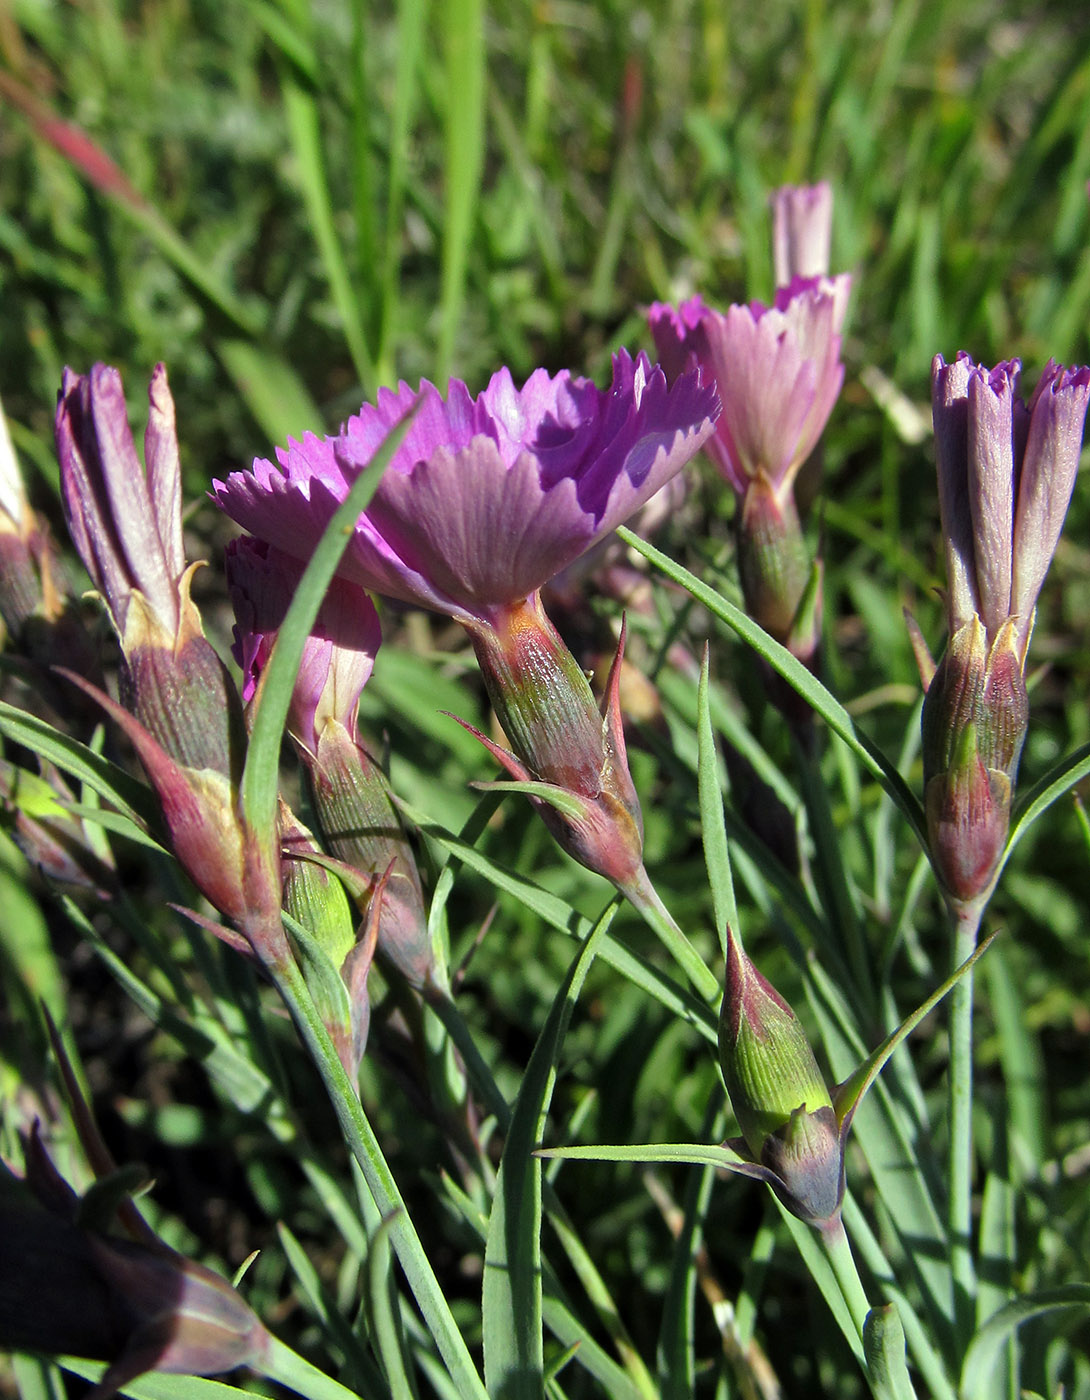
top-left (624, 865), bottom-right (721, 1003)
top-left (270, 955), bottom-right (488, 1400)
top-left (428, 987), bottom-right (660, 1400)
top-left (821, 1219), bottom-right (872, 1349)
top-left (261, 1335), bottom-right (367, 1400)
top-left (948, 898), bottom-right (983, 1339)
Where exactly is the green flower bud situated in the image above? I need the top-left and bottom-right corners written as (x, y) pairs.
top-left (718, 929), bottom-right (844, 1226)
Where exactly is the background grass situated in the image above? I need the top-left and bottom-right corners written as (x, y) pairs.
top-left (3, 0), bottom-right (1090, 1396)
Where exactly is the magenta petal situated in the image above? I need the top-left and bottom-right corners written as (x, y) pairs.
top-left (931, 352), bottom-right (979, 630)
top-left (967, 363), bottom-right (1018, 633)
top-left (1010, 362), bottom-right (1090, 628)
top-left (216, 352), bottom-right (717, 623)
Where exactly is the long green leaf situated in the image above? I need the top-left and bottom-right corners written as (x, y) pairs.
top-left (397, 795), bottom-right (718, 1044)
top-left (437, 0), bottom-right (485, 383)
top-left (241, 404), bottom-right (417, 835)
top-left (1005, 740), bottom-right (1090, 861)
top-left (0, 702), bottom-right (151, 823)
top-left (280, 75), bottom-right (375, 393)
top-left (696, 646), bottom-right (737, 952)
top-left (618, 527), bottom-right (928, 846)
top-left (961, 1286), bottom-right (1090, 1399)
top-left (483, 902), bottom-right (616, 1400)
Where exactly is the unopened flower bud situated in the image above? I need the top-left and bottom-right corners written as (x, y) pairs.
top-left (466, 595), bottom-right (644, 893)
top-left (718, 929), bottom-right (843, 1226)
top-left (0, 1132), bottom-right (269, 1400)
top-left (919, 352), bottom-right (1088, 905)
top-left (55, 363), bottom-right (246, 778)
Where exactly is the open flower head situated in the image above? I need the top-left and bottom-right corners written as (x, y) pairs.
top-left (649, 279), bottom-right (849, 500)
top-left (212, 351), bottom-right (718, 627)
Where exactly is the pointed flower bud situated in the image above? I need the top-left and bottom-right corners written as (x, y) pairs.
top-left (55, 364), bottom-right (244, 776)
top-left (770, 181), bottom-right (833, 286)
top-left (718, 929), bottom-right (844, 1226)
top-left (464, 595), bottom-right (646, 892)
top-left (53, 365), bottom-right (282, 961)
top-left (0, 1130), bottom-right (269, 1400)
top-left (921, 353), bottom-right (1090, 904)
top-left (226, 539), bottom-right (437, 990)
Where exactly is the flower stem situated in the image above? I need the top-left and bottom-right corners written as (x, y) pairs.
top-left (821, 1219), bottom-right (871, 1349)
top-left (270, 953), bottom-right (488, 1400)
top-left (624, 865), bottom-right (721, 1003)
top-left (948, 898), bottom-right (982, 1339)
top-left (822, 1221), bottom-right (920, 1399)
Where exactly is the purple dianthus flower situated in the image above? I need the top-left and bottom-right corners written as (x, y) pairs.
top-left (214, 351), bottom-right (718, 901)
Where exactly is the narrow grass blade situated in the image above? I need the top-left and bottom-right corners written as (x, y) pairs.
top-left (961, 1287), bottom-right (1090, 1400)
top-left (696, 645), bottom-right (737, 950)
top-left (619, 526), bottom-right (927, 845)
top-left (442, 1175), bottom-right (648, 1400)
top-left (483, 902), bottom-right (616, 1400)
top-left (0, 703), bottom-right (152, 823)
top-left (436, 0), bottom-right (485, 384)
top-left (241, 404), bottom-right (417, 836)
top-left (366, 1212), bottom-right (418, 1400)
top-left (214, 339), bottom-right (323, 448)
top-left (397, 796), bottom-right (718, 1044)
top-left (378, 0), bottom-right (430, 379)
top-left (1005, 740), bottom-right (1090, 862)
top-left (276, 1222), bottom-right (387, 1398)
top-left (655, 1100), bottom-right (724, 1400)
top-left (280, 75), bottom-right (375, 394)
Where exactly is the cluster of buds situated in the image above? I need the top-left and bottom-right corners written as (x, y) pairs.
top-left (649, 183), bottom-right (849, 688)
top-left (915, 354), bottom-right (1090, 907)
top-left (48, 365), bottom-right (444, 1080)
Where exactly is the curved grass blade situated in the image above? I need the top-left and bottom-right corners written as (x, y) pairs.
top-left (1004, 739), bottom-right (1090, 863)
top-left (960, 1286), bottom-right (1090, 1400)
top-left (241, 403), bottom-right (418, 836)
top-left (0, 702), bottom-right (152, 824)
top-left (396, 794), bottom-right (718, 1044)
top-left (618, 526), bottom-right (927, 845)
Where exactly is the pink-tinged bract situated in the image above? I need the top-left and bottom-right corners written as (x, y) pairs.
top-left (212, 351), bottom-right (718, 626)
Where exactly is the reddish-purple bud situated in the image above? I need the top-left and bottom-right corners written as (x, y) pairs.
top-left (55, 364), bottom-right (246, 778)
top-left (465, 595), bottom-right (645, 892)
top-left (0, 1133), bottom-right (269, 1400)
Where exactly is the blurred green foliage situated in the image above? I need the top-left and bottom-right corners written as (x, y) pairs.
top-left (3, 1), bottom-right (1090, 1396)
